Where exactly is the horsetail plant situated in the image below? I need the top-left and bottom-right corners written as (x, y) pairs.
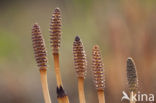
top-left (32, 23), bottom-right (52, 103)
top-left (127, 57), bottom-right (138, 103)
top-left (31, 7), bottom-right (142, 103)
top-left (92, 45), bottom-right (105, 103)
top-left (73, 36), bottom-right (87, 103)
top-left (50, 7), bottom-right (70, 103)
top-left (50, 7), bottom-right (62, 86)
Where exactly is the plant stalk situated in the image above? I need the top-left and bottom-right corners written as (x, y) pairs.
top-left (97, 90), bottom-right (105, 103)
top-left (53, 53), bottom-right (63, 87)
top-left (40, 69), bottom-right (51, 103)
top-left (78, 77), bottom-right (86, 103)
top-left (130, 92), bottom-right (136, 103)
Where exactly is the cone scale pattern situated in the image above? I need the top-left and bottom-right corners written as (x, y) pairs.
top-left (92, 45), bottom-right (105, 90)
top-left (32, 23), bottom-right (47, 70)
top-left (73, 36), bottom-right (87, 78)
top-left (127, 58), bottom-right (138, 92)
top-left (50, 8), bottom-right (61, 54)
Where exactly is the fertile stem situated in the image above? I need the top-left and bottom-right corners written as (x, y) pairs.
top-left (73, 36), bottom-right (87, 103)
top-left (97, 90), bottom-right (105, 103)
top-left (53, 53), bottom-right (63, 87)
top-left (92, 45), bottom-right (105, 103)
top-left (50, 7), bottom-right (63, 87)
top-left (32, 23), bottom-right (52, 103)
top-left (78, 77), bottom-right (86, 103)
top-left (40, 70), bottom-right (51, 103)
top-left (130, 92), bottom-right (136, 103)
top-left (50, 8), bottom-right (70, 103)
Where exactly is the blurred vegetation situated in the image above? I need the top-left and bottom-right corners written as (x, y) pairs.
top-left (0, 0), bottom-right (156, 103)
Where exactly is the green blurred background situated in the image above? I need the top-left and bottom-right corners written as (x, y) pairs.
top-left (0, 0), bottom-right (156, 103)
